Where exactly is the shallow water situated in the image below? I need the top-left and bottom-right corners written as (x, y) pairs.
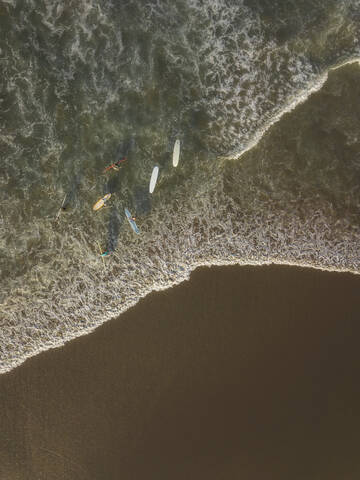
top-left (0, 0), bottom-right (360, 372)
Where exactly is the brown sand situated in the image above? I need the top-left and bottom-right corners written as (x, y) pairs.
top-left (1, 264), bottom-right (360, 480)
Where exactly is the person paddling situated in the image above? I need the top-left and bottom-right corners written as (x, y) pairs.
top-left (104, 157), bottom-right (126, 173)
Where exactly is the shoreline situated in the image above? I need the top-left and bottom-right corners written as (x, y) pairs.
top-left (1, 259), bottom-right (359, 375)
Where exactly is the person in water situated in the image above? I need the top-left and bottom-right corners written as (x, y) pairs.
top-left (104, 157), bottom-right (126, 172)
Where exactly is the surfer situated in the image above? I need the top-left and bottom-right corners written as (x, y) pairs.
top-left (55, 194), bottom-right (67, 221)
top-left (104, 157), bottom-right (126, 173)
top-left (124, 208), bottom-right (140, 234)
top-left (93, 193), bottom-right (112, 211)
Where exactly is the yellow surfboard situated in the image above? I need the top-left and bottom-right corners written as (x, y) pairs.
top-left (93, 193), bottom-right (111, 211)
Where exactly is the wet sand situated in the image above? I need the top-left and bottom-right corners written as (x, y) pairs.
top-left (1, 264), bottom-right (360, 480)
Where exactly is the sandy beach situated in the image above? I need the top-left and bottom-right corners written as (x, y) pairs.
top-left (1, 264), bottom-right (360, 479)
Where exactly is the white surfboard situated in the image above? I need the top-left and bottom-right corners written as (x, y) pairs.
top-left (149, 165), bottom-right (159, 193)
top-left (172, 139), bottom-right (180, 167)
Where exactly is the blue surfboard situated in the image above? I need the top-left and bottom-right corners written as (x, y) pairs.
top-left (125, 208), bottom-right (140, 234)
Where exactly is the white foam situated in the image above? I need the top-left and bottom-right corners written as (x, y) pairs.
top-left (224, 57), bottom-right (360, 162)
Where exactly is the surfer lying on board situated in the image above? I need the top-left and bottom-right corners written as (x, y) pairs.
top-left (103, 157), bottom-right (126, 173)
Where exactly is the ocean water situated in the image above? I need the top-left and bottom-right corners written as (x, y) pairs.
top-left (0, 0), bottom-right (360, 373)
